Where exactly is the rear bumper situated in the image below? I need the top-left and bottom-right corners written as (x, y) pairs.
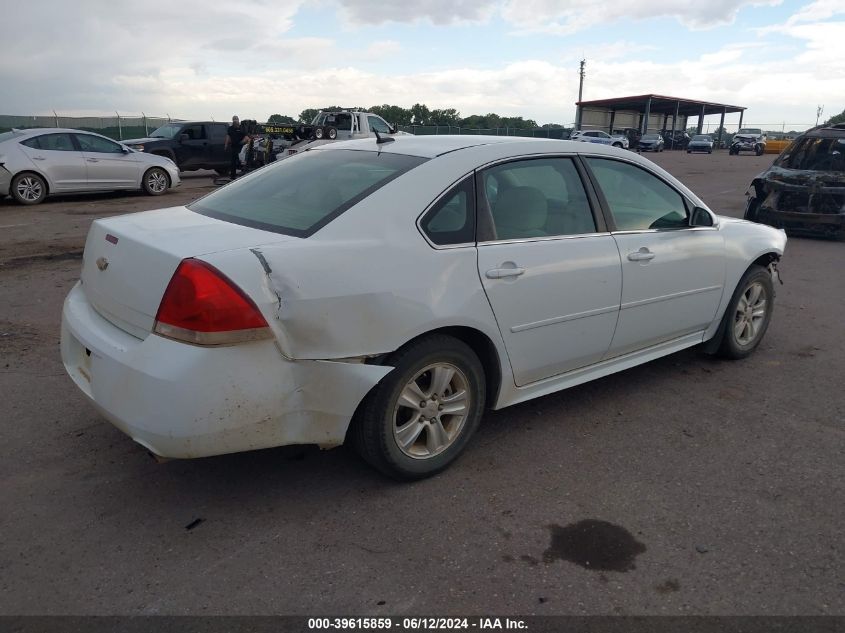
top-left (61, 282), bottom-right (391, 459)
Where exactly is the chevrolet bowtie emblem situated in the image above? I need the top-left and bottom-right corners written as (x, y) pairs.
top-left (96, 257), bottom-right (109, 271)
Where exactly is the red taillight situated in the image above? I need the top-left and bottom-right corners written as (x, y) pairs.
top-left (153, 259), bottom-right (272, 346)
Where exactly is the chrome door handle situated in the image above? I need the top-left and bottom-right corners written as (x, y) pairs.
top-left (486, 267), bottom-right (525, 279)
top-left (627, 250), bottom-right (655, 262)
top-left (32, 156), bottom-right (46, 161)
top-left (86, 158), bottom-right (100, 162)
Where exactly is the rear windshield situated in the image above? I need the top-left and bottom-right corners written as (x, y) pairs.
top-left (189, 149), bottom-right (427, 237)
top-left (642, 134), bottom-right (660, 140)
top-left (692, 136), bottom-right (711, 141)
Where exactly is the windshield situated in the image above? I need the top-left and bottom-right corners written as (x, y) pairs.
top-left (189, 149), bottom-right (428, 237)
top-left (642, 134), bottom-right (660, 140)
top-left (0, 131), bottom-right (22, 142)
top-left (775, 136), bottom-right (845, 172)
top-left (148, 124), bottom-right (183, 139)
top-left (692, 136), bottom-right (711, 141)
top-left (738, 129), bottom-right (761, 135)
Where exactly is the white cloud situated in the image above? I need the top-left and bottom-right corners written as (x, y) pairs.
top-left (334, 0), bottom-right (497, 25)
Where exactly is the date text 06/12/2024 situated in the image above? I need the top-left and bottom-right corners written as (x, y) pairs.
top-left (307, 618), bottom-right (528, 630)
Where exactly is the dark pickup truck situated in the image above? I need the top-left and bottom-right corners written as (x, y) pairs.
top-left (123, 121), bottom-right (230, 173)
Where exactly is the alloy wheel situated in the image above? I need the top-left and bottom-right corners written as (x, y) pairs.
top-left (733, 281), bottom-right (768, 346)
top-left (392, 363), bottom-right (471, 459)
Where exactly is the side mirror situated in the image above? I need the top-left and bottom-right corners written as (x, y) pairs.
top-left (179, 134), bottom-right (189, 142)
top-left (122, 146), bottom-right (131, 154)
top-left (690, 206), bottom-right (714, 227)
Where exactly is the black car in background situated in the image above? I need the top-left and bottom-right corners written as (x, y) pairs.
top-left (745, 123), bottom-right (845, 238)
top-left (123, 122), bottom-right (230, 173)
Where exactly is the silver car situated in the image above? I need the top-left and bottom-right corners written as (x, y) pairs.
top-left (0, 128), bottom-right (180, 205)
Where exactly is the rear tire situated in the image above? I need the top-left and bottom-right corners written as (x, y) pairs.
top-left (744, 197), bottom-right (760, 222)
top-left (325, 126), bottom-right (338, 140)
top-left (612, 142), bottom-right (622, 148)
top-left (350, 335), bottom-right (486, 480)
top-left (715, 266), bottom-right (774, 360)
top-left (11, 172), bottom-right (47, 205)
top-left (755, 144), bottom-right (764, 156)
top-left (142, 167), bottom-right (169, 196)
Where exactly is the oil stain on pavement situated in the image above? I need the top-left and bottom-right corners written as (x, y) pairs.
top-left (543, 520), bottom-right (646, 572)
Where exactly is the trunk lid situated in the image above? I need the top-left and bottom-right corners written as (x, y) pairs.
top-left (81, 206), bottom-right (293, 339)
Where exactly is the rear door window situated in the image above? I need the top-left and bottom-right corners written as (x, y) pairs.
top-left (479, 157), bottom-right (597, 240)
top-left (189, 149), bottom-right (427, 237)
top-left (22, 133), bottom-right (77, 151)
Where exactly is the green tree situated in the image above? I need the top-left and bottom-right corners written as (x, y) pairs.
top-left (299, 108), bottom-right (319, 123)
top-left (429, 108), bottom-right (460, 126)
top-left (369, 104), bottom-right (412, 126)
top-left (267, 114), bottom-right (295, 124)
top-left (410, 103), bottom-right (431, 125)
top-left (824, 108), bottom-right (845, 126)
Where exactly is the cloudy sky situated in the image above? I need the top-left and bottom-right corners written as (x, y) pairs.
top-left (0, 0), bottom-right (842, 129)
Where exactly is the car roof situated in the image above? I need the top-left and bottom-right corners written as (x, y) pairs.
top-left (12, 127), bottom-right (98, 135)
top-left (309, 135), bottom-right (556, 158)
top-left (801, 124), bottom-right (845, 138)
top-left (308, 134), bottom-right (656, 162)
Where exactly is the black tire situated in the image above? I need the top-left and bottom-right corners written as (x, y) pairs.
top-left (612, 142), bottom-right (622, 148)
top-left (729, 147), bottom-right (738, 155)
top-left (714, 266), bottom-right (774, 360)
top-left (349, 335), bottom-right (486, 480)
top-left (325, 126), bottom-right (338, 140)
top-left (215, 168), bottom-right (228, 176)
top-left (744, 197), bottom-right (760, 222)
top-left (10, 172), bottom-right (47, 205)
top-left (314, 126), bottom-right (324, 139)
top-left (755, 144), bottom-right (764, 156)
top-left (687, 150), bottom-right (691, 154)
top-left (142, 167), bottom-right (170, 196)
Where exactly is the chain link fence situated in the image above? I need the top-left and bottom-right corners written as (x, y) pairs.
top-left (0, 114), bottom-right (180, 140)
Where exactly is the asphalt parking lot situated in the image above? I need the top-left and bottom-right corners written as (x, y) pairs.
top-left (0, 152), bottom-right (842, 616)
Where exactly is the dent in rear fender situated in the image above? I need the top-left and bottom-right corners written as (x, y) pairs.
top-left (215, 239), bottom-right (507, 363)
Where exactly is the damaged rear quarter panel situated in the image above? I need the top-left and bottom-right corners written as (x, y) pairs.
top-left (200, 158), bottom-right (508, 364)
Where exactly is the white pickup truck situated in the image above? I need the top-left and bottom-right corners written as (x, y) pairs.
top-left (276, 110), bottom-right (406, 159)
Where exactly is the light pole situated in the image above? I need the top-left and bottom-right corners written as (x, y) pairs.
top-left (575, 59), bottom-right (585, 131)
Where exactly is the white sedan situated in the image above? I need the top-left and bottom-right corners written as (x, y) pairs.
top-left (61, 136), bottom-right (786, 479)
top-left (571, 130), bottom-right (629, 149)
top-left (0, 128), bottom-right (180, 204)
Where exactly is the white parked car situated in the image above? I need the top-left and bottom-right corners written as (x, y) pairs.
top-left (571, 130), bottom-right (629, 149)
top-left (0, 128), bottom-right (180, 204)
top-left (61, 136), bottom-right (786, 479)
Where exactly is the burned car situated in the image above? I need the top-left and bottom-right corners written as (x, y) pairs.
top-left (745, 124), bottom-right (845, 238)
